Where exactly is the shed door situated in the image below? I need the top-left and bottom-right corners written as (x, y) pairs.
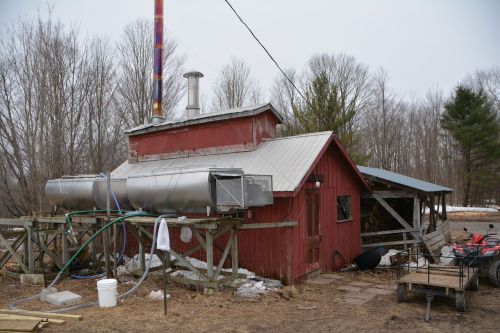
top-left (306, 189), bottom-right (320, 271)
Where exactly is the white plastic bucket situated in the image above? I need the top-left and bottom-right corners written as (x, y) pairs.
top-left (97, 278), bottom-right (118, 308)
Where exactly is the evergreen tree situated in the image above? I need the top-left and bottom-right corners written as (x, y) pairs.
top-left (293, 72), bottom-right (368, 163)
top-left (441, 85), bottom-right (500, 206)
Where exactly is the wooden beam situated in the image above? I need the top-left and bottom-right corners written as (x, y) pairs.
top-left (214, 236), bottom-right (233, 279)
top-left (361, 228), bottom-right (418, 237)
top-left (362, 239), bottom-right (421, 248)
top-left (169, 249), bottom-right (208, 281)
top-left (413, 197), bottom-right (421, 232)
top-left (30, 236), bottom-right (63, 269)
top-left (237, 221), bottom-right (297, 230)
top-left (231, 227), bottom-right (238, 277)
top-left (0, 309), bottom-right (82, 321)
top-left (0, 232), bottom-right (27, 269)
top-left (206, 230), bottom-right (214, 281)
top-left (180, 226), bottom-right (231, 258)
top-left (371, 193), bottom-right (422, 241)
top-left (0, 232), bottom-right (29, 273)
top-left (362, 191), bottom-right (416, 199)
top-left (0, 219), bottom-right (33, 227)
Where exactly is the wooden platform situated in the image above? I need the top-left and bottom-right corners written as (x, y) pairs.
top-left (399, 265), bottom-right (478, 290)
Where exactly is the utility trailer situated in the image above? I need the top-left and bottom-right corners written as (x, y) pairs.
top-left (396, 252), bottom-right (479, 321)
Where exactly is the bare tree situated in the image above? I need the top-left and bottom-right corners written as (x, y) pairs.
top-left (270, 68), bottom-right (302, 136)
top-left (210, 58), bottom-right (262, 111)
top-left (363, 69), bottom-right (406, 170)
top-left (0, 15), bottom-right (89, 215)
top-left (116, 19), bottom-right (186, 128)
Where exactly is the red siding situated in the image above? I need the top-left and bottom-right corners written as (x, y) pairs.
top-left (165, 143), bottom-right (361, 284)
top-left (125, 129), bottom-right (362, 284)
top-left (129, 111), bottom-right (279, 159)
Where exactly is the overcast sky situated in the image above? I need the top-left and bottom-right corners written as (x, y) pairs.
top-left (1, 0), bottom-right (499, 113)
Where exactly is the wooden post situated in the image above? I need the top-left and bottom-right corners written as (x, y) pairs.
top-left (26, 226), bottom-right (34, 273)
top-left (139, 227), bottom-right (145, 272)
top-left (231, 227), bottom-right (238, 277)
top-left (429, 195), bottom-right (435, 232)
top-left (441, 193), bottom-right (447, 221)
top-left (413, 197), bottom-right (421, 232)
top-left (61, 224), bottom-right (68, 266)
top-left (206, 230), bottom-right (214, 281)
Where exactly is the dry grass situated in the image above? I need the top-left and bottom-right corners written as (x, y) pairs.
top-left (1, 268), bottom-right (499, 333)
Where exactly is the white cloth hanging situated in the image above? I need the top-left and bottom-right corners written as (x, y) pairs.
top-left (180, 227), bottom-right (192, 243)
top-left (157, 218), bottom-right (170, 251)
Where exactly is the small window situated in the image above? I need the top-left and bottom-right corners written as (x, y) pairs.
top-left (337, 195), bottom-right (352, 222)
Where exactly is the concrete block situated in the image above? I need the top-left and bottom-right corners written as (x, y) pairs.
top-left (46, 291), bottom-right (81, 306)
top-left (40, 287), bottom-right (58, 302)
top-left (337, 285), bottom-right (362, 292)
top-left (20, 274), bottom-right (44, 286)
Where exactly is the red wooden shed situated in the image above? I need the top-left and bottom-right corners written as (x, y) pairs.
top-left (114, 103), bottom-right (369, 283)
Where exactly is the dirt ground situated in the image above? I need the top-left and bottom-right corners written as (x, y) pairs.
top-left (447, 211), bottom-right (500, 222)
top-left (1, 269), bottom-right (499, 333)
top-left (1, 212), bottom-right (499, 333)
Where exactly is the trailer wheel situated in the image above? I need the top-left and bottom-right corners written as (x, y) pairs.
top-left (397, 283), bottom-right (407, 302)
top-left (455, 291), bottom-right (466, 312)
top-left (467, 275), bottom-right (479, 291)
top-left (489, 259), bottom-right (500, 287)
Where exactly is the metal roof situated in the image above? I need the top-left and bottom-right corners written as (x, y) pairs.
top-left (126, 103), bottom-right (284, 135)
top-left (113, 131), bottom-right (333, 192)
top-left (357, 166), bottom-right (453, 193)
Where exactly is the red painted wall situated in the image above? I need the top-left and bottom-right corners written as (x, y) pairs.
top-left (129, 111), bottom-right (279, 159)
top-left (151, 143), bottom-right (363, 284)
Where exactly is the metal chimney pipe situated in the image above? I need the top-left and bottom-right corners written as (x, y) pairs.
top-left (151, 0), bottom-right (164, 124)
top-left (183, 71), bottom-right (204, 118)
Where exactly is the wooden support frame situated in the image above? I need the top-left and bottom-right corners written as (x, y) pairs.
top-left (371, 193), bottom-right (422, 241)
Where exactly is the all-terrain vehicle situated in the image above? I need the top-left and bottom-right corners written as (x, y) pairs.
top-left (452, 223), bottom-right (500, 287)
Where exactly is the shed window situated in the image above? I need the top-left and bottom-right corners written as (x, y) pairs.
top-left (337, 195), bottom-right (352, 222)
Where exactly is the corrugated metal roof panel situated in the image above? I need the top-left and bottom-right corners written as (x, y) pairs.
top-left (113, 131), bottom-right (333, 192)
top-left (126, 103), bottom-right (284, 135)
top-left (357, 165), bottom-right (453, 193)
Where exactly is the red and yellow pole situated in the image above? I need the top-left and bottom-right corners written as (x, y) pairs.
top-left (152, 0), bottom-right (164, 123)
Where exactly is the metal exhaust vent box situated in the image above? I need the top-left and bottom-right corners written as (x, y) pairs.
top-left (126, 167), bottom-right (273, 214)
top-left (45, 176), bottom-right (129, 211)
top-left (243, 174), bottom-right (273, 207)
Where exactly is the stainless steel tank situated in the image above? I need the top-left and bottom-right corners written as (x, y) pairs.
top-left (45, 176), bottom-right (129, 211)
top-left (126, 167), bottom-right (246, 214)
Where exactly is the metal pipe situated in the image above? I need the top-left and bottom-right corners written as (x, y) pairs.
top-left (183, 71), bottom-right (204, 118)
top-left (152, 0), bottom-right (164, 123)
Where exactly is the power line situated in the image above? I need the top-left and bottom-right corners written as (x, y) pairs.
top-left (223, 0), bottom-right (311, 108)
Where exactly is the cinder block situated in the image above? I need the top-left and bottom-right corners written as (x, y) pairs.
top-left (40, 287), bottom-right (58, 302)
top-left (45, 291), bottom-right (81, 306)
top-left (20, 274), bottom-right (44, 286)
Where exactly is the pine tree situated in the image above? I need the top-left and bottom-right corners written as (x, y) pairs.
top-left (293, 72), bottom-right (367, 163)
top-left (440, 85), bottom-right (500, 206)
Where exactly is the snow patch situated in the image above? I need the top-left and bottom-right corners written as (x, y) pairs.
top-left (378, 249), bottom-right (401, 267)
top-left (425, 205), bottom-right (498, 213)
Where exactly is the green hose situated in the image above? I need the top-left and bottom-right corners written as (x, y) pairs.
top-left (10, 211), bottom-right (159, 310)
top-left (64, 210), bottom-right (123, 244)
top-left (59, 211), bottom-right (158, 275)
